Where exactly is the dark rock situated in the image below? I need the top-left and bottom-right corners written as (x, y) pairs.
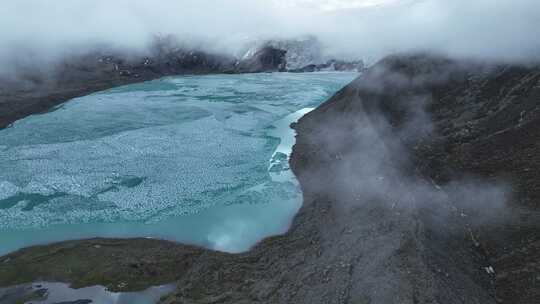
top-left (53, 300), bottom-right (92, 304)
top-left (289, 63), bottom-right (320, 73)
top-left (235, 46), bottom-right (287, 73)
top-left (288, 53), bottom-right (540, 304)
top-left (289, 59), bottom-right (364, 73)
top-left (265, 36), bottom-right (323, 70)
top-left (331, 59), bottom-right (365, 71)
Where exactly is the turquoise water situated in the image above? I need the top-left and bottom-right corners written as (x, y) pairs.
top-left (0, 72), bottom-right (356, 255)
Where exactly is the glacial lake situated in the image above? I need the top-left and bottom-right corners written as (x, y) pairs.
top-left (0, 72), bottom-right (356, 255)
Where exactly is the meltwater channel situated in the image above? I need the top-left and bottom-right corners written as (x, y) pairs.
top-left (0, 72), bottom-right (356, 255)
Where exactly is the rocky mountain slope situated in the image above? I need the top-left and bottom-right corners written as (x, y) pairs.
top-left (1, 53), bottom-right (539, 304)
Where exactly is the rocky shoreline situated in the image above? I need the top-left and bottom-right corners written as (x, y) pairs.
top-left (1, 53), bottom-right (540, 304)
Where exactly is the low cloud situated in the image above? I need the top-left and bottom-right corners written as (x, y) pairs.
top-left (297, 61), bottom-right (511, 229)
top-left (1, 0), bottom-right (539, 78)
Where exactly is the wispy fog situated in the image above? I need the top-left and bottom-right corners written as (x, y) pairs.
top-left (1, 0), bottom-right (540, 75)
top-left (298, 62), bottom-right (512, 229)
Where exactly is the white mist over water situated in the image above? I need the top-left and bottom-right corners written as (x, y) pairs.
top-left (0, 72), bottom-right (357, 255)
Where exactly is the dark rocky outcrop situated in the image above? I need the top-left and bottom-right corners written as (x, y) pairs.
top-left (289, 59), bottom-right (365, 73)
top-left (235, 46), bottom-right (287, 73)
top-left (1, 53), bottom-right (539, 304)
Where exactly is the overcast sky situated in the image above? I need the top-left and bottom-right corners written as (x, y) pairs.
top-left (276, 0), bottom-right (401, 11)
top-left (1, 0), bottom-right (539, 72)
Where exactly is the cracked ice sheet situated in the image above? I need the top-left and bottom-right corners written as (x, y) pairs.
top-left (0, 117), bottom-right (267, 228)
top-left (0, 72), bottom-right (357, 254)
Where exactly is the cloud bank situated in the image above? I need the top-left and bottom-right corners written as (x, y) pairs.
top-left (1, 0), bottom-right (539, 75)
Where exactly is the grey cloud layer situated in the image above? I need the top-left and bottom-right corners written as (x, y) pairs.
top-left (1, 0), bottom-right (539, 73)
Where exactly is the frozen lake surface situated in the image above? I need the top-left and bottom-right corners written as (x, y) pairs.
top-left (0, 72), bottom-right (356, 255)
